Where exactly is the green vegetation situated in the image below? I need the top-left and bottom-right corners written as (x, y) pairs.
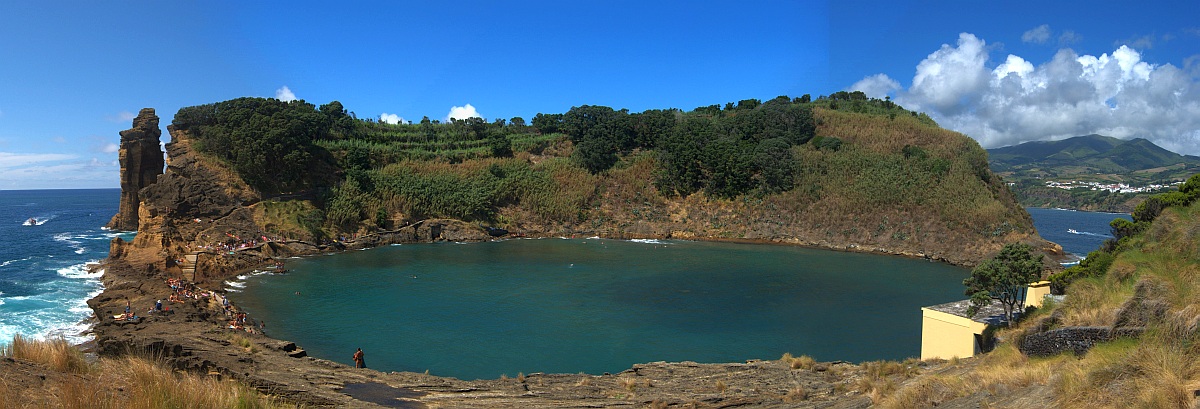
top-left (987, 134), bottom-right (1200, 212)
top-left (963, 243), bottom-right (1043, 325)
top-left (171, 92), bottom-right (1028, 245)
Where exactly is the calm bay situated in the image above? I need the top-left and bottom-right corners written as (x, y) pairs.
top-left (233, 238), bottom-right (969, 380)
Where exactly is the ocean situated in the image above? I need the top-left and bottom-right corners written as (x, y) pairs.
top-left (1025, 207), bottom-right (1132, 261)
top-left (0, 189), bottom-right (129, 348)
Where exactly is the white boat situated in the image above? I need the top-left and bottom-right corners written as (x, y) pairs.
top-left (24, 217), bottom-right (37, 226)
top-left (1067, 228), bottom-right (1079, 234)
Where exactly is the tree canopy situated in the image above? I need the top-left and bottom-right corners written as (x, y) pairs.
top-left (172, 97), bottom-right (341, 194)
top-left (964, 242), bottom-right (1044, 325)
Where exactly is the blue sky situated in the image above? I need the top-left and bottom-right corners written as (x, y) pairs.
top-left (0, 1), bottom-right (1197, 189)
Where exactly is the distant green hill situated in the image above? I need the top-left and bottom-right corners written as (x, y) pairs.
top-left (988, 135), bottom-right (1200, 212)
top-left (989, 134), bottom-right (1200, 174)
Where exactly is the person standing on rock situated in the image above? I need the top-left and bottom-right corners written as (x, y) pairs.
top-left (353, 348), bottom-right (366, 368)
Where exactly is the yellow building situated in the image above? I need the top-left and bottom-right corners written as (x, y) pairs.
top-left (920, 281), bottom-right (1051, 361)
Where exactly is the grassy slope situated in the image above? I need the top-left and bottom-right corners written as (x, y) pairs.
top-left (0, 335), bottom-right (286, 409)
top-left (879, 199), bottom-right (1200, 408)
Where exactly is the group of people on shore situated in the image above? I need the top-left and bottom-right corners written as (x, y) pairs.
top-left (214, 291), bottom-right (264, 335)
top-left (167, 278), bottom-right (210, 303)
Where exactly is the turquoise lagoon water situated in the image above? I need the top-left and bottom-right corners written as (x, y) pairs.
top-left (232, 238), bottom-right (970, 380)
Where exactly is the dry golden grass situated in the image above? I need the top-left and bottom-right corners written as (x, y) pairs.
top-left (90, 355), bottom-right (282, 409)
top-left (813, 107), bottom-right (980, 159)
top-left (780, 352), bottom-right (816, 370)
top-left (877, 374), bottom-right (971, 409)
top-left (783, 385), bottom-right (808, 402)
top-left (862, 360), bottom-right (918, 379)
top-left (227, 333), bottom-right (258, 353)
top-left (3, 334), bottom-right (88, 374)
top-left (1055, 277), bottom-right (1131, 327)
top-left (0, 377), bottom-right (9, 409)
top-left (715, 379), bottom-right (728, 394)
top-left (876, 342), bottom-right (1065, 407)
top-left (1, 336), bottom-right (289, 409)
top-left (618, 376), bottom-right (638, 392)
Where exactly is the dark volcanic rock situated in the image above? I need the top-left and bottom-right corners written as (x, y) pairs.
top-left (1019, 326), bottom-right (1113, 357)
top-left (107, 108), bottom-right (164, 231)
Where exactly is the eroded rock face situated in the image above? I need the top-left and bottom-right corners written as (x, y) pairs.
top-left (107, 108), bottom-right (164, 231)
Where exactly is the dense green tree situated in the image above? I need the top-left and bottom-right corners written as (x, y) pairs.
top-left (656, 115), bottom-right (716, 196)
top-left (562, 105), bottom-right (633, 173)
top-left (964, 243), bottom-right (1044, 326)
top-left (693, 104), bottom-right (722, 116)
top-left (532, 113), bottom-right (563, 134)
top-left (752, 138), bottom-right (796, 194)
top-left (173, 97), bottom-right (334, 194)
top-left (630, 109), bottom-right (676, 149)
top-left (736, 99), bottom-right (761, 110)
top-left (703, 136), bottom-right (754, 198)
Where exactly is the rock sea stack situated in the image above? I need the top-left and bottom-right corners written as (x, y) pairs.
top-left (107, 108), bottom-right (164, 231)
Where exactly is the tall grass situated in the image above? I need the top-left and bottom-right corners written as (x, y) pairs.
top-left (2, 334), bottom-right (88, 373)
top-left (88, 356), bottom-right (281, 409)
top-left (1, 336), bottom-right (288, 409)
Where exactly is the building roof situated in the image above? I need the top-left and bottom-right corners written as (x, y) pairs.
top-left (924, 298), bottom-right (1012, 325)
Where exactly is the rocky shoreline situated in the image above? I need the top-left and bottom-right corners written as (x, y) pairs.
top-left (84, 221), bottom-right (912, 408)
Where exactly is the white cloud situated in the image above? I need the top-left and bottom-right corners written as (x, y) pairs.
top-left (446, 104), bottom-right (481, 121)
top-left (0, 152), bottom-right (77, 168)
top-left (1022, 24), bottom-right (1051, 44)
top-left (275, 86), bottom-right (297, 102)
top-left (905, 33), bottom-right (990, 115)
top-left (1058, 30), bottom-right (1082, 45)
top-left (0, 152), bottom-right (117, 189)
top-left (1120, 34), bottom-right (1156, 50)
top-left (1022, 25), bottom-right (1082, 46)
top-left (101, 143), bottom-right (119, 153)
top-left (855, 32), bottom-right (1200, 156)
top-left (106, 111), bottom-right (138, 123)
top-left (848, 73), bottom-right (900, 99)
top-left (380, 113), bottom-right (406, 125)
